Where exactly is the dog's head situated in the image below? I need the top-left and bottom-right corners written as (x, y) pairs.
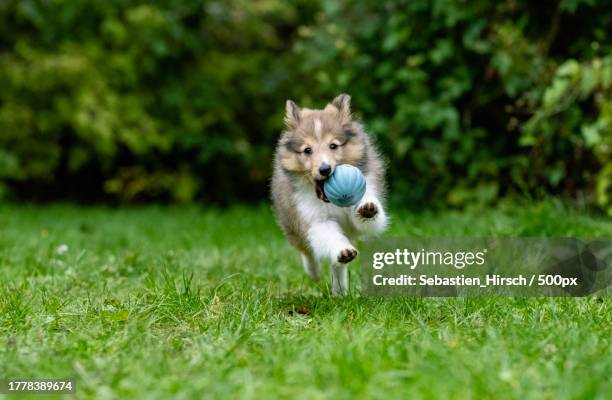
top-left (277, 94), bottom-right (365, 202)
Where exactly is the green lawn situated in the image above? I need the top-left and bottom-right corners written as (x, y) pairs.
top-left (0, 202), bottom-right (610, 399)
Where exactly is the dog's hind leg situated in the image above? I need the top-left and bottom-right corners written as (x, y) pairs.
top-left (330, 262), bottom-right (349, 296)
top-left (301, 253), bottom-right (320, 281)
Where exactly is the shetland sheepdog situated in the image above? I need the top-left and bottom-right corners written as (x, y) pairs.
top-left (271, 94), bottom-right (388, 295)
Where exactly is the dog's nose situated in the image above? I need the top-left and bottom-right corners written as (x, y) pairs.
top-left (319, 163), bottom-right (332, 177)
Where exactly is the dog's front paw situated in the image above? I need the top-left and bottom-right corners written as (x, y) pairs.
top-left (337, 248), bottom-right (358, 264)
top-left (357, 202), bottom-right (378, 219)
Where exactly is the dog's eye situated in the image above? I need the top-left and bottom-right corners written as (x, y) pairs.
top-left (303, 147), bottom-right (312, 155)
top-left (329, 143), bottom-right (338, 150)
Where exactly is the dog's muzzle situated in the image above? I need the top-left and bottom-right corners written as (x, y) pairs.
top-left (315, 179), bottom-right (330, 203)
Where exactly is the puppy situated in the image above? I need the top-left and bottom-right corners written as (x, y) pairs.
top-left (271, 94), bottom-right (388, 295)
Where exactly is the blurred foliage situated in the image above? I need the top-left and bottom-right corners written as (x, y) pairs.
top-left (0, 0), bottom-right (610, 210)
top-left (523, 57), bottom-right (612, 215)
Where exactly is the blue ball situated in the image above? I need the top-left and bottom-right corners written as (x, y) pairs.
top-left (324, 164), bottom-right (366, 207)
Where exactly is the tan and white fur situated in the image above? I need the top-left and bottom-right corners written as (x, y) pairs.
top-left (271, 94), bottom-right (388, 295)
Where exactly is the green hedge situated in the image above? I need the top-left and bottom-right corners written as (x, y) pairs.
top-left (0, 0), bottom-right (610, 212)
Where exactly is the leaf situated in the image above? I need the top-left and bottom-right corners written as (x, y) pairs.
top-left (581, 124), bottom-right (601, 147)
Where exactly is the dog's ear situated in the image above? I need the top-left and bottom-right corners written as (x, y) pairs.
top-left (285, 100), bottom-right (301, 129)
top-left (331, 94), bottom-right (351, 124)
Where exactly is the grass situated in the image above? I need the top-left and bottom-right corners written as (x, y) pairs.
top-left (0, 201), bottom-right (610, 399)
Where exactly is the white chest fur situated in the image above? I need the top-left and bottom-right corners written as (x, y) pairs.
top-left (294, 182), bottom-right (354, 230)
